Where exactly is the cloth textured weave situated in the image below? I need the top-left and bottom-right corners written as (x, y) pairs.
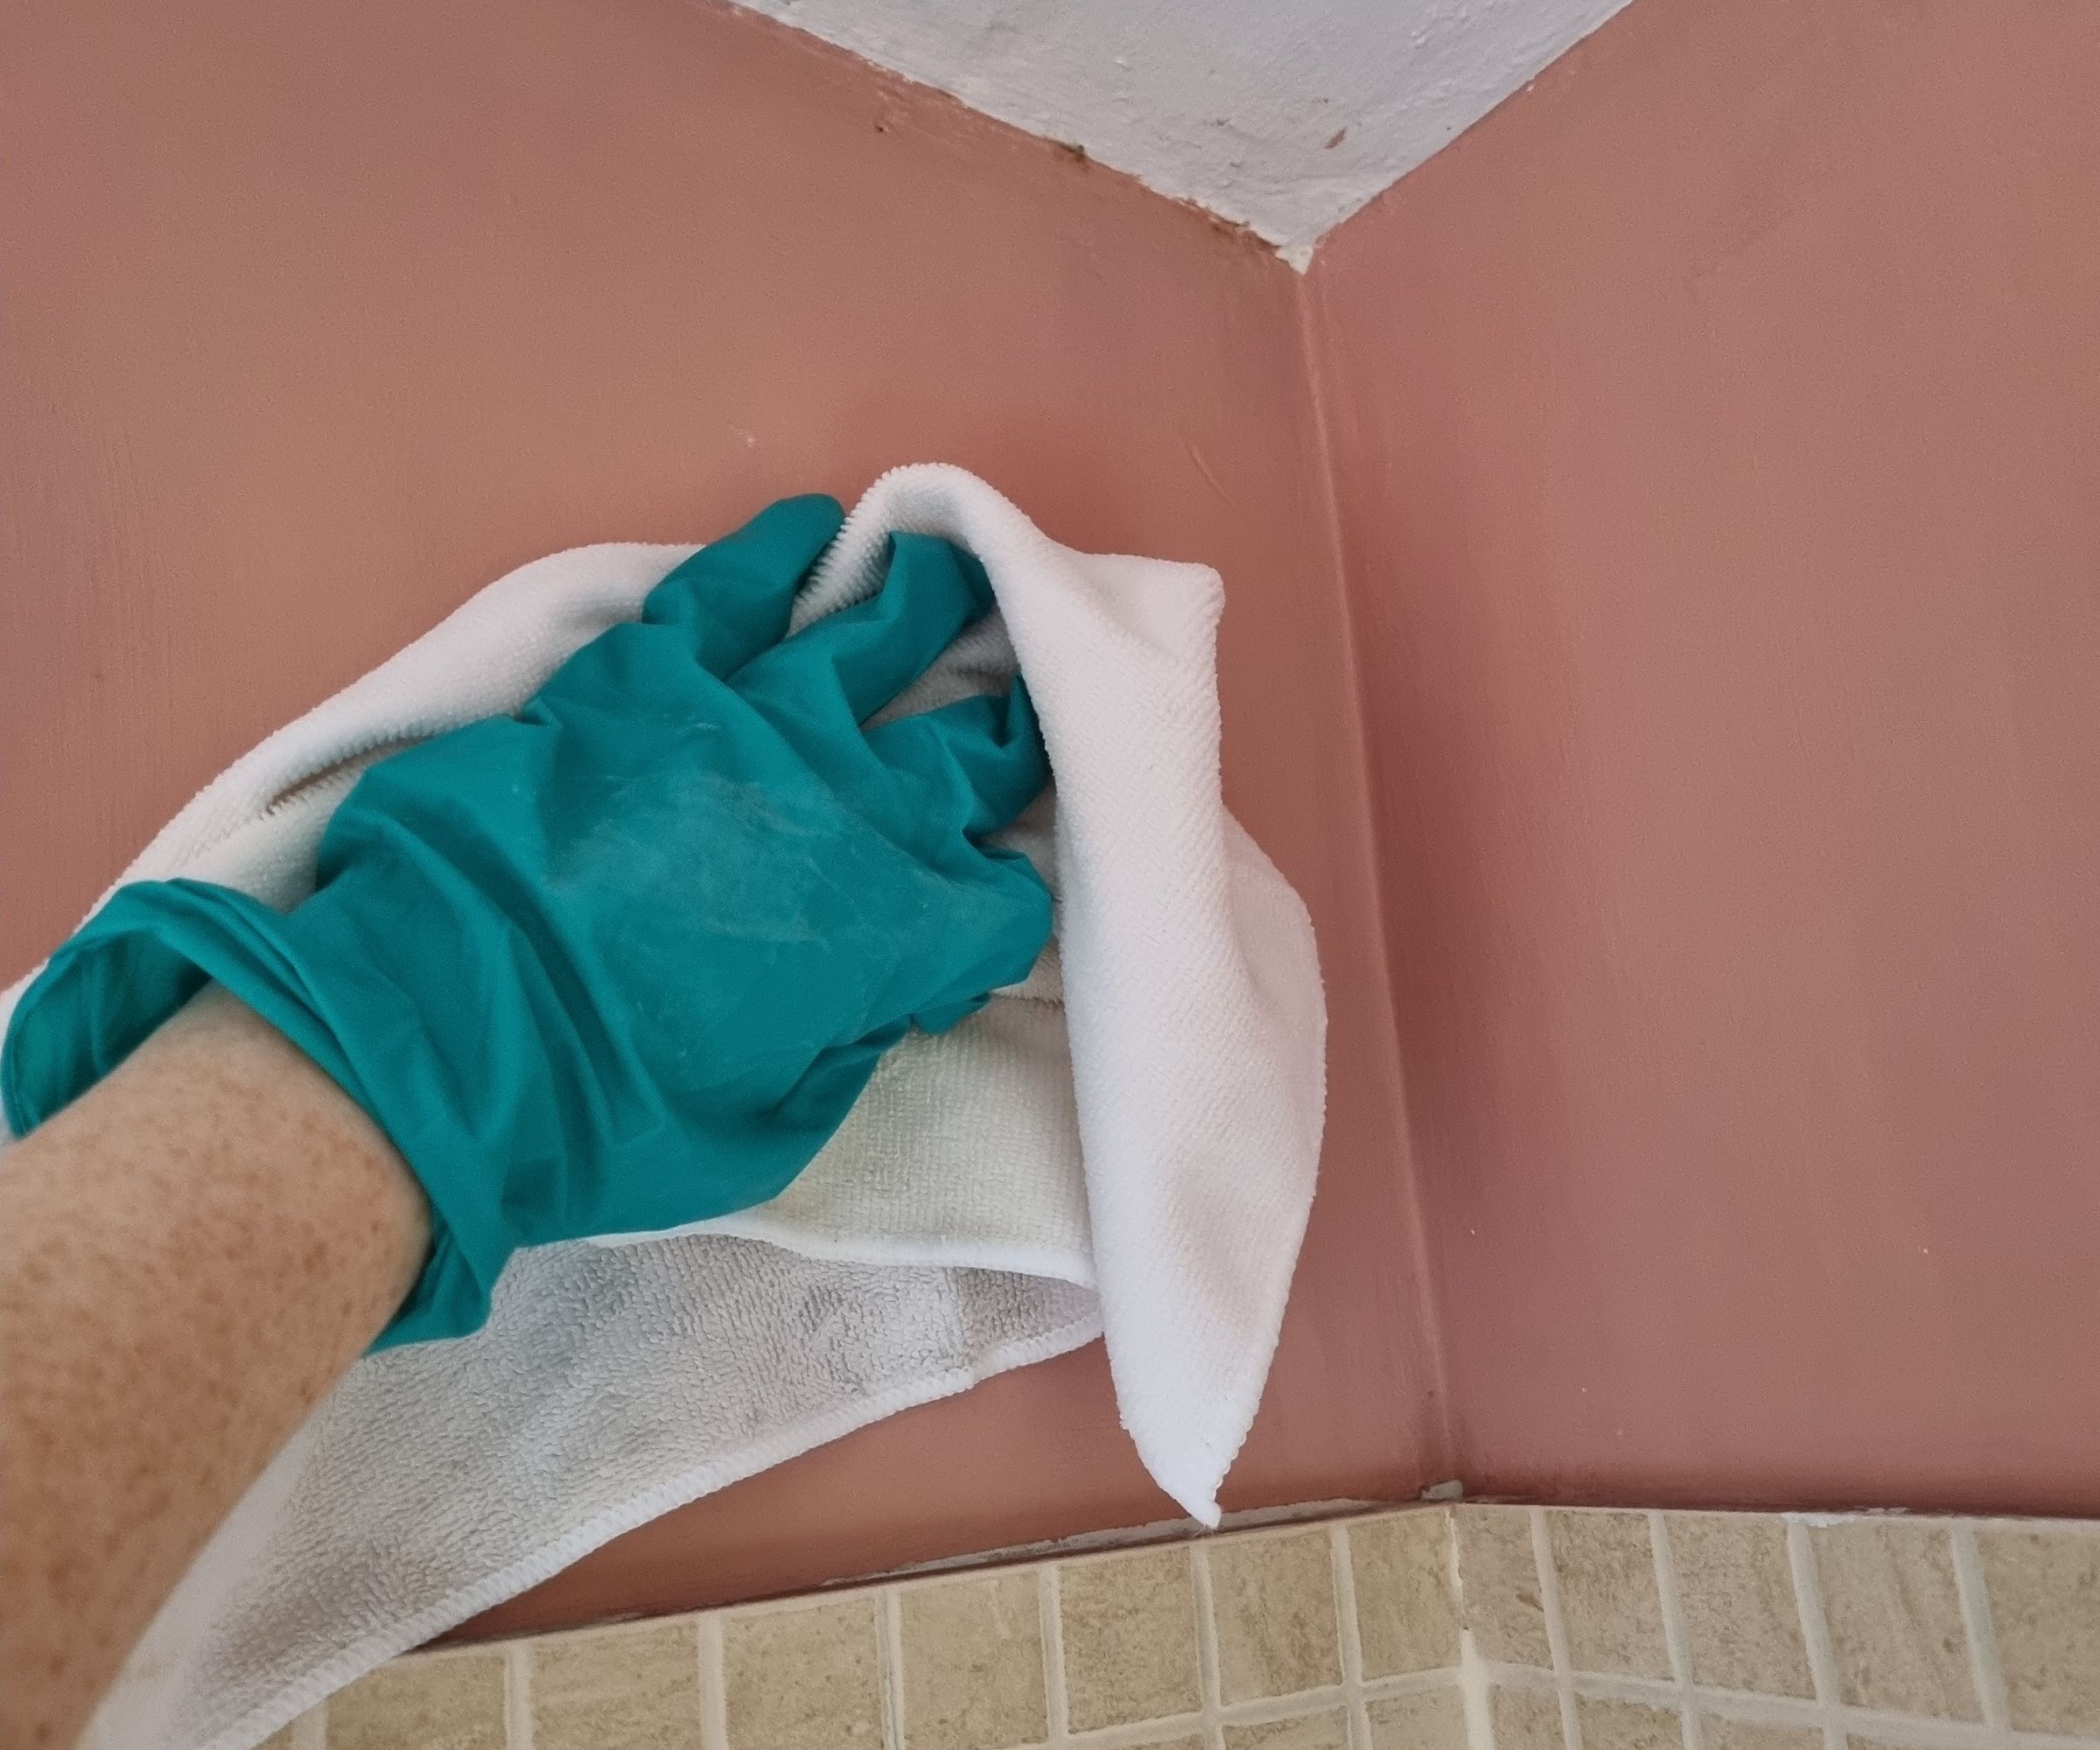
top-left (0, 466), bottom-right (1325, 1750)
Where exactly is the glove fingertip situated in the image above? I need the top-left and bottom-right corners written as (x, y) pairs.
top-left (640, 494), bottom-right (845, 675)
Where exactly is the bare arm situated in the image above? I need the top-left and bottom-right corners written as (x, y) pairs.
top-left (0, 986), bottom-right (429, 1750)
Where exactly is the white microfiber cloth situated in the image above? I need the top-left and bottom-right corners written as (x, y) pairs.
top-left (3, 466), bottom-right (1325, 1750)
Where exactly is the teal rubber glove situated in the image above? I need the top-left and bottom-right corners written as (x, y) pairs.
top-left (1, 496), bottom-right (1054, 1346)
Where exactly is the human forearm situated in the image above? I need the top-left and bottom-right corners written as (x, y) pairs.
top-left (0, 986), bottom-right (428, 1750)
top-left (0, 497), bottom-right (1048, 1747)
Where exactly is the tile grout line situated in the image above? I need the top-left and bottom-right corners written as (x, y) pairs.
top-left (1648, 1512), bottom-right (1705, 1750)
top-left (1028, 1684), bottom-right (1463, 1750)
top-left (1474, 1662), bottom-right (2100, 1750)
top-left (1451, 1511), bottom-right (1496, 1750)
top-left (504, 1638), bottom-right (534, 1750)
top-left (1332, 1522), bottom-right (1374, 1750)
top-left (880, 1586), bottom-right (909, 1750)
top-left (1191, 1539), bottom-right (1228, 1750)
top-left (1221, 1673), bottom-right (1460, 1723)
top-left (1041, 1563), bottom-right (1072, 1746)
top-left (1058, 1717), bottom-right (1204, 1749)
top-left (697, 1610), bottom-right (730, 1750)
top-left (1361, 1671), bottom-right (1464, 1704)
top-left (336, 1507), bottom-right (2100, 1750)
top-left (1045, 1682), bottom-right (1457, 1750)
top-left (1529, 1508), bottom-right (1582, 1750)
top-left (494, 1608), bottom-right (1464, 1750)
top-left (1784, 1519), bottom-right (1847, 1750)
top-left (1947, 1522), bottom-right (2012, 1734)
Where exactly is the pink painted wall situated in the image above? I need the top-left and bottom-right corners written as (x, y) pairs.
top-left (0, 0), bottom-right (1437, 1633)
top-left (1306, 0), bottom-right (2100, 1514)
top-left (4, 0), bottom-right (2095, 1644)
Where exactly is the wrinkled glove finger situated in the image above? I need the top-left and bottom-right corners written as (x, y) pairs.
top-left (640, 494), bottom-right (843, 678)
top-left (732, 533), bottom-right (994, 741)
top-left (860, 677), bottom-right (1051, 844)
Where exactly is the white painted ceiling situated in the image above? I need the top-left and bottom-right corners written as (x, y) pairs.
top-left (731, 0), bottom-right (1631, 263)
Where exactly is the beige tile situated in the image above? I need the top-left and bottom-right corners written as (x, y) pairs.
top-left (900, 1570), bottom-right (1047, 1750)
top-left (326, 1650), bottom-right (508, 1750)
top-left (533, 1619), bottom-right (703, 1750)
top-left (1224, 1709), bottom-right (1351, 1750)
top-left (1492, 1685), bottom-right (1565, 1750)
top-left (257, 1727), bottom-right (295, 1750)
top-left (1977, 1526), bottom-right (2100, 1734)
top-left (1059, 1545), bottom-right (1202, 1732)
top-left (723, 1596), bottom-right (883, 1750)
top-left (1369, 1686), bottom-right (1468, 1750)
top-left (1210, 1529), bottom-right (1341, 1703)
top-left (1698, 1720), bottom-right (1820, 1750)
top-left (1665, 1515), bottom-right (1813, 1698)
top-left (1352, 1510), bottom-right (1462, 1676)
top-left (1810, 1522), bottom-right (1978, 1719)
top-left (1548, 1511), bottom-right (1670, 1678)
top-left (1577, 1698), bottom-right (1682, 1750)
top-left (1455, 1507), bottom-right (1551, 1668)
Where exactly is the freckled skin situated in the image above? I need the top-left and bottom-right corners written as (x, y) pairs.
top-left (0, 987), bottom-right (430, 1750)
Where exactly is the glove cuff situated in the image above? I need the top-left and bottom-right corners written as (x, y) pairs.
top-left (1, 878), bottom-right (510, 1348)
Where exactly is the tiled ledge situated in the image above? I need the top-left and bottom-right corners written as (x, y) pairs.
top-left (267, 1506), bottom-right (2098, 1750)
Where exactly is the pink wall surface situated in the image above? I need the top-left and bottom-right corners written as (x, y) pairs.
top-left (1306, 0), bottom-right (2100, 1514)
top-left (4, 0), bottom-right (2096, 1646)
top-left (0, 0), bottom-right (1438, 1632)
